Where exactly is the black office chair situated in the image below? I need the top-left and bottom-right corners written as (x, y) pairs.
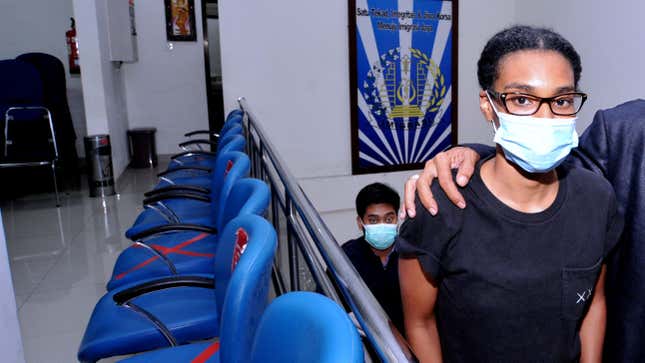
top-left (0, 59), bottom-right (61, 206)
top-left (17, 53), bottom-right (79, 175)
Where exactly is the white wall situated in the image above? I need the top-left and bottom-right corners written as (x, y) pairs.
top-left (220, 1), bottom-right (354, 179)
top-left (0, 0), bottom-right (86, 155)
top-left (516, 0), bottom-right (645, 132)
top-left (123, 0), bottom-right (209, 155)
top-left (0, 213), bottom-right (25, 363)
top-left (456, 1), bottom-right (515, 145)
top-left (207, 18), bottom-right (222, 77)
top-left (73, 0), bottom-right (130, 177)
top-left (219, 0), bottom-right (515, 242)
top-left (73, 0), bottom-right (210, 176)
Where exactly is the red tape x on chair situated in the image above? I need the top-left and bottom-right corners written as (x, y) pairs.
top-left (107, 178), bottom-right (270, 291)
top-left (77, 214), bottom-right (277, 363)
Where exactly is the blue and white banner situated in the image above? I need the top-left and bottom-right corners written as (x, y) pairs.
top-left (350, 0), bottom-right (456, 173)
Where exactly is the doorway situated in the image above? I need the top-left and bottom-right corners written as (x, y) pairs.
top-left (202, 0), bottom-right (225, 138)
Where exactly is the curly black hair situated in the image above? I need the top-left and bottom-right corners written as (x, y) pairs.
top-left (477, 25), bottom-right (582, 90)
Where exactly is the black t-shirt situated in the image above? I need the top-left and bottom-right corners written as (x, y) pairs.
top-left (342, 236), bottom-right (405, 335)
top-left (397, 159), bottom-right (623, 363)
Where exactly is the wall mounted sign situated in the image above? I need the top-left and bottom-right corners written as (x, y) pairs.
top-left (349, 0), bottom-right (458, 174)
top-left (165, 0), bottom-right (197, 42)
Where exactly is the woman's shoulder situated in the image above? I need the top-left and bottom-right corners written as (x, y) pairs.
top-left (427, 169), bottom-right (470, 212)
top-left (408, 169), bottom-right (469, 230)
top-left (560, 163), bottom-right (614, 197)
top-left (560, 164), bottom-right (617, 212)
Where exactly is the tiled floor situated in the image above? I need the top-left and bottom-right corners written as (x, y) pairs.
top-left (1, 162), bottom-right (167, 363)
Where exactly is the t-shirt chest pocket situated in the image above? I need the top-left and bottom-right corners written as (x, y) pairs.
top-left (561, 258), bottom-right (602, 320)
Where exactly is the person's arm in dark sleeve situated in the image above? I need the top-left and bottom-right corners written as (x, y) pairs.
top-left (397, 189), bottom-right (461, 362)
top-left (397, 190), bottom-right (461, 279)
top-left (566, 109), bottom-right (609, 177)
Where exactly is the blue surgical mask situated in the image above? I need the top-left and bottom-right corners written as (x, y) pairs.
top-left (487, 92), bottom-right (578, 173)
top-left (363, 223), bottom-right (397, 250)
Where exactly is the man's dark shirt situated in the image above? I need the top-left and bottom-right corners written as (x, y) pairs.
top-left (342, 236), bottom-right (405, 335)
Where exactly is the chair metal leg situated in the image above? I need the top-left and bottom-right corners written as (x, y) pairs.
top-left (51, 163), bottom-right (61, 207)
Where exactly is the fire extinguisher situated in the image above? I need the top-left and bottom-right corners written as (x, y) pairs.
top-left (66, 17), bottom-right (80, 74)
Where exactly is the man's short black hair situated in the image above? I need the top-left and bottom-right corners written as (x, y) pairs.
top-left (355, 182), bottom-right (400, 218)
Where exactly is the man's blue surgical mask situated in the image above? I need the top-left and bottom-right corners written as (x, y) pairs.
top-left (487, 92), bottom-right (578, 173)
top-left (363, 223), bottom-right (397, 250)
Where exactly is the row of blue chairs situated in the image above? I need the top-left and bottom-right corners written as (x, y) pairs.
top-left (78, 111), bottom-right (363, 362)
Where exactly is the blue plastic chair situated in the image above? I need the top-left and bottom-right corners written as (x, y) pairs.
top-left (178, 115), bottom-right (243, 150)
top-left (178, 110), bottom-right (243, 144)
top-left (169, 116), bottom-right (244, 170)
top-left (117, 292), bottom-right (364, 363)
top-left (78, 214), bottom-right (277, 363)
top-left (249, 292), bottom-right (364, 363)
top-left (155, 132), bottom-right (246, 189)
top-left (227, 109), bottom-right (243, 119)
top-left (107, 178), bottom-right (270, 290)
top-left (124, 151), bottom-right (250, 240)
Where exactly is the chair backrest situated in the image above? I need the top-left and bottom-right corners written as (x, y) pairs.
top-left (220, 115), bottom-right (243, 136)
top-left (0, 59), bottom-right (43, 108)
top-left (214, 214), bottom-right (277, 363)
top-left (226, 109), bottom-right (244, 121)
top-left (16, 53), bottom-right (68, 109)
top-left (0, 59), bottom-right (52, 161)
top-left (248, 292), bottom-right (364, 363)
top-left (16, 53), bottom-right (78, 164)
top-left (220, 121), bottom-right (242, 139)
top-left (210, 151), bottom-right (250, 219)
top-left (216, 127), bottom-right (244, 154)
top-left (216, 178), bottom-right (270, 231)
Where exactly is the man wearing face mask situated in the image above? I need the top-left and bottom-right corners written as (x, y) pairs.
top-left (342, 182), bottom-right (404, 335)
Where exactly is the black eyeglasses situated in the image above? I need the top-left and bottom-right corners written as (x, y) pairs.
top-left (487, 90), bottom-right (588, 116)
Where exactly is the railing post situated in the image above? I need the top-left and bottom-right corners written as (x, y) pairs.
top-left (238, 97), bottom-right (416, 362)
top-left (285, 196), bottom-right (300, 291)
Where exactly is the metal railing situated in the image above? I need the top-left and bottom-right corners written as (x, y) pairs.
top-left (239, 97), bottom-right (416, 362)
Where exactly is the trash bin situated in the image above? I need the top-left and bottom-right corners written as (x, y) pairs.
top-left (127, 128), bottom-right (157, 168)
top-left (84, 134), bottom-right (115, 197)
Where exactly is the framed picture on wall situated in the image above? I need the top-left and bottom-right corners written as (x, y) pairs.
top-left (164, 0), bottom-right (197, 41)
top-left (349, 0), bottom-right (458, 174)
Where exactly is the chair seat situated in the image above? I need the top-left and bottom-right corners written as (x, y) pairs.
top-left (118, 341), bottom-right (220, 363)
top-left (142, 196), bottom-right (212, 219)
top-left (125, 198), bottom-right (214, 239)
top-left (155, 173), bottom-right (212, 189)
top-left (78, 279), bottom-right (219, 363)
top-left (168, 131), bottom-right (245, 171)
top-left (125, 215), bottom-right (214, 240)
top-left (168, 155), bottom-right (215, 170)
top-left (107, 231), bottom-right (218, 290)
